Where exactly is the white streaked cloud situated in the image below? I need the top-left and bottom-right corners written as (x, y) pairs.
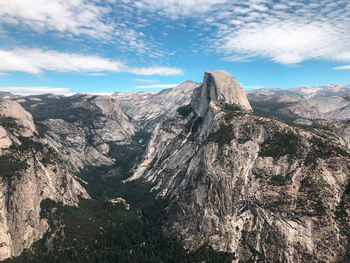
top-left (85, 73), bottom-right (108, 76)
top-left (134, 0), bottom-right (229, 17)
top-left (211, 0), bottom-right (350, 65)
top-left (0, 48), bottom-right (184, 76)
top-left (333, 65), bottom-right (350, 70)
top-left (127, 67), bottom-right (183, 76)
top-left (0, 0), bottom-right (114, 39)
top-left (132, 0), bottom-right (350, 66)
top-left (84, 92), bottom-right (113, 96)
top-left (0, 86), bottom-right (73, 96)
top-left (243, 86), bottom-right (265, 90)
top-left (0, 0), bottom-right (157, 56)
top-left (218, 21), bottom-right (348, 64)
top-left (133, 79), bottom-right (158, 83)
top-left (0, 72), bottom-right (9, 76)
top-left (133, 84), bottom-right (179, 89)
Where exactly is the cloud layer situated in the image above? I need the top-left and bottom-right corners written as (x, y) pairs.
top-left (0, 48), bottom-right (183, 76)
top-left (132, 0), bottom-right (350, 66)
top-left (0, 86), bottom-right (72, 96)
top-left (133, 84), bottom-right (179, 89)
top-left (1, 0), bottom-right (349, 71)
top-left (212, 0), bottom-right (350, 65)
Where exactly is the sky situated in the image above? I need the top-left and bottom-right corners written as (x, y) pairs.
top-left (0, 0), bottom-right (349, 95)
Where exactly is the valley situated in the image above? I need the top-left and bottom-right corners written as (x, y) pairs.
top-left (0, 71), bottom-right (350, 262)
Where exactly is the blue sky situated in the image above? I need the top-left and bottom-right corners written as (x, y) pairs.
top-left (0, 0), bottom-right (349, 95)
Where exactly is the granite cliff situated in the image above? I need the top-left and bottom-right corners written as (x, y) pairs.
top-left (0, 71), bottom-right (350, 262)
top-left (129, 71), bottom-right (350, 262)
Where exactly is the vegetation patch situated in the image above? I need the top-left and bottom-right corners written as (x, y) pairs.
top-left (191, 116), bottom-right (203, 133)
top-left (304, 136), bottom-right (349, 168)
top-left (249, 100), bottom-right (296, 125)
top-left (20, 95), bottom-right (104, 126)
top-left (270, 172), bottom-right (293, 186)
top-left (297, 173), bottom-right (330, 217)
top-left (0, 155), bottom-right (28, 178)
top-left (108, 130), bottom-right (150, 179)
top-left (0, 116), bottom-right (22, 130)
top-left (222, 103), bottom-right (244, 122)
top-left (208, 124), bottom-right (235, 147)
top-left (259, 130), bottom-right (302, 160)
top-left (6, 166), bottom-right (235, 263)
top-left (177, 104), bottom-right (193, 118)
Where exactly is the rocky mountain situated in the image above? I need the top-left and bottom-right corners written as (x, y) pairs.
top-left (0, 92), bottom-right (14, 102)
top-left (247, 84), bottom-right (350, 154)
top-left (247, 84), bottom-right (350, 122)
top-left (129, 71), bottom-right (350, 262)
top-left (112, 80), bottom-right (198, 125)
top-left (0, 100), bottom-right (89, 260)
top-left (293, 83), bottom-right (350, 98)
top-left (0, 71), bottom-right (349, 262)
top-left (0, 84), bottom-right (198, 261)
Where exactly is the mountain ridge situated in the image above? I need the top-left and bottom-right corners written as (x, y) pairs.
top-left (0, 71), bottom-right (349, 262)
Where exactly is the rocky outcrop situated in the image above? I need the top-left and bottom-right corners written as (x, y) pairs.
top-left (191, 70), bottom-right (252, 116)
top-left (248, 84), bottom-right (350, 122)
top-left (113, 81), bottom-right (198, 124)
top-left (130, 71), bottom-right (350, 262)
top-left (0, 101), bottom-right (36, 137)
top-left (0, 101), bottom-right (89, 261)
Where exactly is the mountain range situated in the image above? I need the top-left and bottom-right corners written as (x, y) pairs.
top-left (0, 71), bottom-right (349, 262)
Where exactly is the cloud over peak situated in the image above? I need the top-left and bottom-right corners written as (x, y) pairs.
top-left (0, 48), bottom-right (184, 76)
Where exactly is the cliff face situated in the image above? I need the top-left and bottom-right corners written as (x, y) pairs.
top-left (0, 101), bottom-right (89, 260)
top-left (113, 80), bottom-right (198, 125)
top-left (1, 72), bottom-right (350, 262)
top-left (191, 71), bottom-right (252, 117)
top-left (0, 85), bottom-right (196, 261)
top-left (130, 71), bottom-right (350, 262)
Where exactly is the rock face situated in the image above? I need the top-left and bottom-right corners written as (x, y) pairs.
top-left (0, 101), bottom-right (89, 261)
top-left (0, 101), bottom-right (36, 137)
top-left (0, 82), bottom-right (197, 261)
top-left (1, 71), bottom-right (350, 262)
top-left (191, 71), bottom-right (252, 116)
top-left (130, 71), bottom-right (350, 262)
top-left (248, 84), bottom-right (350, 122)
top-left (113, 81), bottom-right (198, 124)
top-left (247, 84), bottom-right (350, 152)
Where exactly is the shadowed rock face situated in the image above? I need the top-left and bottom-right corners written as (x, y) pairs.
top-left (191, 70), bottom-right (252, 116)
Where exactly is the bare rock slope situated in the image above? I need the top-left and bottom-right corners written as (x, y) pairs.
top-left (0, 101), bottom-right (89, 260)
top-left (130, 71), bottom-right (350, 262)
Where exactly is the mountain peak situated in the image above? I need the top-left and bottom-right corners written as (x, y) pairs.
top-left (191, 70), bottom-right (252, 116)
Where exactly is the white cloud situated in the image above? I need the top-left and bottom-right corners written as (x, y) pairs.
top-left (133, 84), bottom-right (179, 89)
top-left (0, 0), bottom-right (113, 38)
top-left (0, 86), bottom-right (73, 96)
top-left (0, 0), bottom-right (154, 55)
top-left (333, 65), bottom-right (350, 70)
top-left (212, 0), bottom-right (350, 65)
top-left (133, 79), bottom-right (158, 83)
top-left (85, 73), bottom-right (108, 76)
top-left (0, 48), bottom-right (184, 76)
top-left (219, 21), bottom-right (342, 64)
top-left (243, 86), bottom-right (265, 90)
top-left (84, 92), bottom-right (113, 96)
top-left (134, 0), bottom-right (229, 17)
top-left (0, 72), bottom-right (9, 76)
top-left (1, 0), bottom-right (349, 68)
top-left (127, 67), bottom-right (183, 76)
top-left (132, 0), bottom-right (350, 66)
